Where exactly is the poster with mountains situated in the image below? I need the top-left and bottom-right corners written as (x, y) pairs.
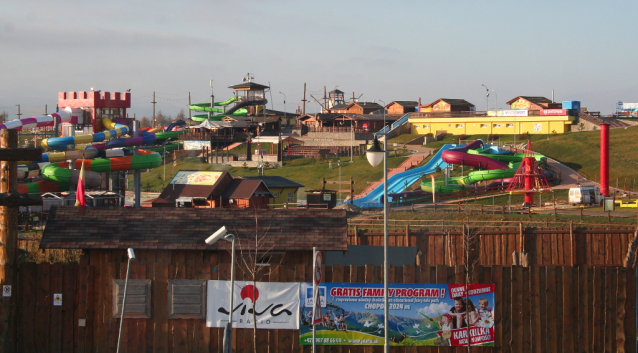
top-left (299, 282), bottom-right (495, 347)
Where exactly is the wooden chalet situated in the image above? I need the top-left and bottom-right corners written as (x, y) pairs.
top-left (150, 170), bottom-right (272, 209)
top-left (506, 96), bottom-right (562, 110)
top-left (385, 101), bottom-right (418, 115)
top-left (342, 101), bottom-right (384, 115)
top-left (419, 98), bottom-right (475, 113)
top-left (296, 113), bottom-right (402, 133)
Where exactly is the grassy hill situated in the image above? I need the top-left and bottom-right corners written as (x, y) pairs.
top-left (533, 127), bottom-right (638, 190)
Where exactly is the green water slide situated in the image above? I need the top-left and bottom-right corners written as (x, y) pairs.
top-left (189, 97), bottom-right (238, 111)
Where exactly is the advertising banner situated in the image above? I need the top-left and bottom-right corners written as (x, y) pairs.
top-left (540, 109), bottom-right (567, 116)
top-left (183, 140), bottom-right (209, 150)
top-left (501, 110), bottom-right (529, 117)
top-left (207, 281), bottom-right (300, 329)
top-left (299, 283), bottom-right (495, 347)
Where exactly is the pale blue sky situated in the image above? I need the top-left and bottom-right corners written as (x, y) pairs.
top-left (2, 0), bottom-right (637, 119)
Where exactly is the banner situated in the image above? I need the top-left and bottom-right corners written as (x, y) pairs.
top-left (183, 140), bottom-right (210, 150)
top-left (540, 109), bottom-right (567, 116)
top-left (207, 281), bottom-right (300, 329)
top-left (299, 283), bottom-right (495, 347)
top-left (501, 110), bottom-right (528, 117)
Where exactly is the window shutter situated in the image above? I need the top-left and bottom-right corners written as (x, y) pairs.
top-left (112, 279), bottom-right (152, 319)
top-left (168, 279), bottom-right (207, 319)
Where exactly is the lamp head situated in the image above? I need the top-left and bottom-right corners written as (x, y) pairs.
top-left (206, 226), bottom-right (228, 244)
top-left (127, 248), bottom-right (136, 259)
top-left (366, 136), bottom-right (385, 167)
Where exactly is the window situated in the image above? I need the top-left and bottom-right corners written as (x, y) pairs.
top-left (272, 192), bottom-right (279, 198)
top-left (456, 124), bottom-right (463, 128)
top-left (506, 124), bottom-right (514, 128)
top-left (168, 280), bottom-right (207, 319)
top-left (423, 124), bottom-right (429, 128)
top-left (112, 279), bottom-right (152, 318)
top-left (494, 124), bottom-right (501, 128)
top-left (414, 125), bottom-right (420, 129)
top-left (480, 124), bottom-right (488, 128)
top-left (287, 192), bottom-right (294, 203)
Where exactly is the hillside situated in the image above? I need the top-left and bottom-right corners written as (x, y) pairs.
top-left (533, 126), bottom-right (638, 190)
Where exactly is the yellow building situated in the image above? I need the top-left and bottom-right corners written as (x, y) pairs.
top-left (409, 111), bottom-right (575, 135)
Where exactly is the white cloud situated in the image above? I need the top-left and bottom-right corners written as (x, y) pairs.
top-left (417, 302), bottom-right (450, 318)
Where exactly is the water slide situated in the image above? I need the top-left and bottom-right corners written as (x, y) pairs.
top-left (350, 145), bottom-right (456, 208)
top-left (15, 117), bottom-right (162, 194)
top-left (190, 99), bottom-right (268, 121)
top-left (420, 140), bottom-right (547, 193)
top-left (0, 107), bottom-right (82, 130)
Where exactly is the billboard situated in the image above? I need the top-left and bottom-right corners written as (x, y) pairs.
top-left (299, 282), bottom-right (495, 347)
top-left (207, 281), bottom-right (300, 329)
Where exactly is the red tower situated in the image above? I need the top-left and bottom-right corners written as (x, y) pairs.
top-left (600, 123), bottom-right (610, 197)
top-left (58, 91), bottom-right (131, 134)
top-left (506, 140), bottom-right (552, 206)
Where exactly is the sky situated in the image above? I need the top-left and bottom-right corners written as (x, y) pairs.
top-left (2, 0), bottom-right (638, 120)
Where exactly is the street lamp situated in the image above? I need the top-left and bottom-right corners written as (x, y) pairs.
top-left (481, 84), bottom-right (490, 112)
top-left (279, 92), bottom-right (286, 128)
top-left (378, 100), bottom-right (386, 136)
top-left (492, 89), bottom-right (498, 111)
top-left (116, 248), bottom-right (136, 353)
top-left (338, 159), bottom-right (341, 202)
top-left (206, 226), bottom-right (237, 353)
top-left (366, 136), bottom-right (389, 352)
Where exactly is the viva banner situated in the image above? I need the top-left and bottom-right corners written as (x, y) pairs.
top-left (299, 283), bottom-right (495, 347)
top-left (207, 281), bottom-right (300, 329)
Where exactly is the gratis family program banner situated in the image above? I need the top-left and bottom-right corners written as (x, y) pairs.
top-left (299, 283), bottom-right (495, 347)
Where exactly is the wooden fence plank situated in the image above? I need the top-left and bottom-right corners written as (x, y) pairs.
top-left (153, 263), bottom-right (169, 353)
top-left (555, 266), bottom-right (563, 353)
top-left (530, 266), bottom-right (541, 353)
top-left (171, 264), bottom-right (188, 353)
top-left (49, 263), bottom-right (64, 352)
top-left (501, 266), bottom-right (512, 353)
top-left (34, 264), bottom-right (51, 353)
top-left (609, 268), bottom-right (618, 353)
top-left (592, 268), bottom-right (604, 352)
top-left (18, 263), bottom-right (36, 353)
top-left (62, 264), bottom-right (77, 353)
top-left (510, 266), bottom-right (523, 353)
top-left (577, 266), bottom-right (589, 353)
top-left (625, 267), bottom-right (636, 352)
top-left (617, 268), bottom-right (628, 353)
top-left (491, 266), bottom-right (503, 351)
top-left (562, 267), bottom-right (574, 353)
top-left (521, 266), bottom-right (531, 353)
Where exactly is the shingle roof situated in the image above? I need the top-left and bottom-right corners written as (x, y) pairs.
top-left (221, 179), bottom-right (270, 199)
top-left (389, 101), bottom-right (418, 108)
top-left (422, 99), bottom-right (475, 108)
top-left (228, 82), bottom-right (270, 90)
top-left (40, 207), bottom-right (347, 251)
top-left (243, 176), bottom-right (304, 189)
top-left (505, 96), bottom-right (553, 105)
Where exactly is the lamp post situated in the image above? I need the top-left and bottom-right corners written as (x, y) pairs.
top-left (206, 226), bottom-right (237, 353)
top-left (378, 100), bottom-right (386, 136)
top-left (492, 89), bottom-right (498, 111)
top-left (279, 92), bottom-right (286, 128)
top-left (116, 248), bottom-right (136, 353)
top-left (338, 159), bottom-right (341, 202)
top-left (366, 136), bottom-right (388, 352)
top-left (481, 84), bottom-right (490, 112)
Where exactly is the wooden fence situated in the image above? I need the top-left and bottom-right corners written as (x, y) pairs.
top-left (349, 226), bottom-right (637, 266)
top-left (14, 262), bottom-right (636, 352)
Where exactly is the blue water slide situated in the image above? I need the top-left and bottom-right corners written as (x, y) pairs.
top-left (351, 145), bottom-right (457, 208)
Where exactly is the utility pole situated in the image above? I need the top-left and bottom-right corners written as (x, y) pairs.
top-left (302, 83), bottom-right (307, 115)
top-left (188, 92), bottom-right (192, 120)
top-left (151, 92), bottom-right (157, 127)
top-left (15, 105), bottom-right (21, 120)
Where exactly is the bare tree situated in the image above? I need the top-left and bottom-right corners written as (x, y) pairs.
top-left (230, 211), bottom-right (284, 353)
top-left (462, 217), bottom-right (480, 351)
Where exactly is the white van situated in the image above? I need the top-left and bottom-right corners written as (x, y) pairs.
top-left (569, 186), bottom-right (602, 206)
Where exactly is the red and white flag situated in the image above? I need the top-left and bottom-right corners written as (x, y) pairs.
top-left (75, 160), bottom-right (86, 206)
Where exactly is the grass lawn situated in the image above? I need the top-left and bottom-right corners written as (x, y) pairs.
top-left (533, 127), bottom-right (638, 190)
